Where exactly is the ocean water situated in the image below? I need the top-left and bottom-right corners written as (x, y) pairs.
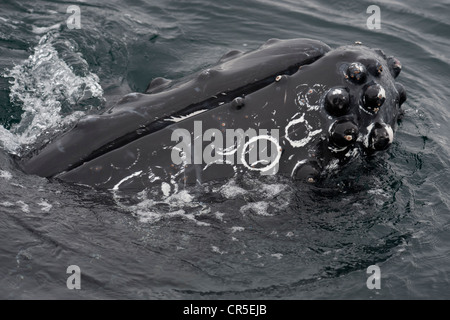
top-left (0, 0), bottom-right (449, 299)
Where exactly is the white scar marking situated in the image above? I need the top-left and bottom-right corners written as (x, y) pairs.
top-left (361, 123), bottom-right (376, 148)
top-left (291, 159), bottom-right (307, 177)
top-left (378, 86), bottom-right (386, 99)
top-left (285, 114), bottom-right (322, 148)
top-left (331, 88), bottom-right (345, 95)
top-left (164, 110), bottom-right (207, 122)
top-left (385, 124), bottom-right (394, 143)
top-left (112, 171), bottom-right (142, 191)
top-left (241, 135), bottom-right (282, 172)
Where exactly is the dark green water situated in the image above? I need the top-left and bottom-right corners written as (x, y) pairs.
top-left (0, 0), bottom-right (449, 299)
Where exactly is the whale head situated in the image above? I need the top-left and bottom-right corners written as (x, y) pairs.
top-left (18, 39), bottom-right (406, 191)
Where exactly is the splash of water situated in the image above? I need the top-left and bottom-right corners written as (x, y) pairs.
top-left (113, 187), bottom-right (213, 225)
top-left (0, 31), bottom-right (104, 155)
top-left (112, 176), bottom-right (293, 225)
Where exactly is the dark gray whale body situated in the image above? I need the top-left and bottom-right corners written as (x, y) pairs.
top-left (19, 38), bottom-right (406, 191)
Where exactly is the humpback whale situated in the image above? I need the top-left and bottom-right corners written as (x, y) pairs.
top-left (18, 38), bottom-right (406, 191)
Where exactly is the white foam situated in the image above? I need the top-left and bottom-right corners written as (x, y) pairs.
top-left (139, 207), bottom-right (186, 224)
top-left (16, 200), bottom-right (30, 213)
top-left (166, 189), bottom-right (194, 203)
top-left (114, 186), bottom-right (210, 226)
top-left (240, 201), bottom-right (271, 216)
top-left (0, 170), bottom-right (12, 180)
top-left (324, 159), bottom-right (340, 172)
top-left (217, 179), bottom-right (247, 198)
top-left (161, 182), bottom-right (171, 197)
top-left (211, 245), bottom-right (227, 255)
top-left (38, 200), bottom-right (52, 212)
top-left (367, 188), bottom-right (389, 197)
top-left (214, 211), bottom-right (225, 221)
top-left (259, 183), bottom-right (286, 197)
top-left (231, 226), bottom-right (245, 233)
top-left (0, 32), bottom-right (103, 155)
top-left (31, 23), bottom-right (61, 34)
top-left (0, 201), bottom-right (14, 207)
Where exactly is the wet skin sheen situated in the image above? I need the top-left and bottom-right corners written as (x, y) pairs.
top-left (19, 38), bottom-right (406, 191)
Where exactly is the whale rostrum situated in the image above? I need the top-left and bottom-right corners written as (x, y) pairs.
top-left (18, 38), bottom-right (406, 191)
